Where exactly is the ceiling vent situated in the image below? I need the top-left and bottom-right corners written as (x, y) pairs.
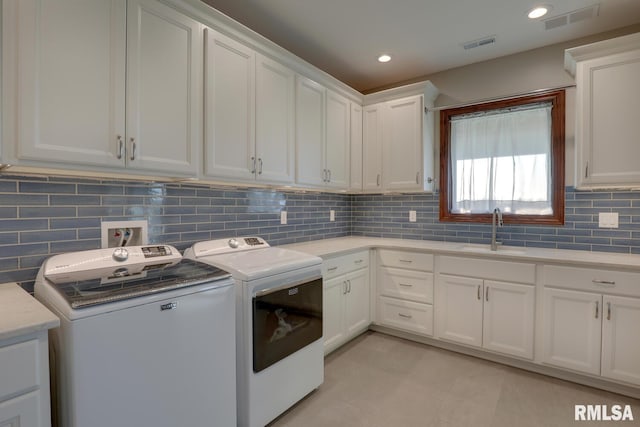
top-left (462, 35), bottom-right (496, 50)
top-left (544, 4), bottom-right (600, 30)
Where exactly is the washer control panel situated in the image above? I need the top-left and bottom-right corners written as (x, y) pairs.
top-left (142, 246), bottom-right (171, 258)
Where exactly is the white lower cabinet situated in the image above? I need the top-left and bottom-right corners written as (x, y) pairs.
top-left (376, 250), bottom-right (434, 336)
top-left (0, 391), bottom-right (41, 427)
top-left (542, 288), bottom-right (602, 375)
top-left (322, 251), bottom-right (370, 354)
top-left (436, 274), bottom-right (535, 360)
top-left (0, 334), bottom-right (51, 427)
top-left (543, 288), bottom-right (640, 386)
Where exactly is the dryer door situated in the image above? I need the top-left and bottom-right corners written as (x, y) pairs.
top-left (252, 277), bottom-right (322, 372)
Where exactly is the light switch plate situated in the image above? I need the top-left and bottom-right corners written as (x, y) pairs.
top-left (330, 210), bottom-right (335, 221)
top-left (598, 212), bottom-right (619, 228)
top-left (280, 210), bottom-right (287, 225)
top-left (409, 210), bottom-right (417, 222)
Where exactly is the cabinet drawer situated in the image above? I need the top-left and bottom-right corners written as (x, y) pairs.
top-left (378, 267), bottom-right (433, 304)
top-left (323, 250), bottom-right (369, 279)
top-left (377, 296), bottom-right (433, 336)
top-left (0, 339), bottom-right (39, 401)
top-left (377, 250), bottom-right (433, 272)
top-left (439, 256), bottom-right (535, 284)
top-left (544, 265), bottom-right (640, 298)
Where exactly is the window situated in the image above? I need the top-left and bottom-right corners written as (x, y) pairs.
top-left (439, 90), bottom-right (565, 225)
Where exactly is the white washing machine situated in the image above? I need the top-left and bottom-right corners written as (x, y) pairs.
top-left (34, 245), bottom-right (236, 427)
top-left (184, 237), bottom-right (323, 427)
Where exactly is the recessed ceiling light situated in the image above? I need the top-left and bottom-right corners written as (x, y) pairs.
top-left (528, 5), bottom-right (551, 19)
top-left (378, 54), bottom-right (391, 63)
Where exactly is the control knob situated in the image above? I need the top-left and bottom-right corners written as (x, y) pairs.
top-left (228, 238), bottom-right (239, 249)
top-left (112, 247), bottom-right (129, 262)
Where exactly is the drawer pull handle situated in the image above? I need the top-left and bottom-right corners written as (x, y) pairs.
top-left (398, 313), bottom-right (412, 319)
top-left (399, 283), bottom-right (413, 287)
top-left (343, 281), bottom-right (348, 295)
top-left (595, 301), bottom-right (599, 319)
top-left (399, 259), bottom-right (413, 263)
top-left (607, 302), bottom-right (611, 321)
top-left (485, 286), bottom-right (489, 302)
top-left (327, 267), bottom-right (338, 272)
top-left (477, 285), bottom-right (481, 300)
top-left (592, 279), bottom-right (616, 286)
top-left (354, 259), bottom-right (364, 264)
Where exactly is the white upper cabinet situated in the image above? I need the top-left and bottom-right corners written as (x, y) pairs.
top-left (204, 28), bottom-right (255, 181)
top-left (295, 76), bottom-right (326, 187)
top-left (325, 90), bottom-right (350, 189)
top-left (362, 82), bottom-right (438, 193)
top-left (203, 32), bottom-right (295, 185)
top-left (362, 103), bottom-right (384, 191)
top-left (566, 32), bottom-right (640, 189)
top-left (382, 95), bottom-right (423, 191)
top-left (4, 0), bottom-right (127, 168)
top-left (126, 0), bottom-right (202, 175)
top-left (350, 103), bottom-right (363, 191)
top-left (3, 0), bottom-right (202, 176)
top-left (295, 77), bottom-right (351, 190)
top-left (255, 54), bottom-right (295, 184)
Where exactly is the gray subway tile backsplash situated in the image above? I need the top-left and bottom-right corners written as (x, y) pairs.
top-left (1, 175), bottom-right (640, 292)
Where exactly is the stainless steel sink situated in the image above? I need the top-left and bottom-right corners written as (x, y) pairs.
top-left (458, 245), bottom-right (526, 255)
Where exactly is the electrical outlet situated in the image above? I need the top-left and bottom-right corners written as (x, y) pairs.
top-left (598, 212), bottom-right (618, 228)
top-left (330, 210), bottom-right (335, 221)
top-left (280, 210), bottom-right (288, 225)
top-left (409, 210), bottom-right (417, 222)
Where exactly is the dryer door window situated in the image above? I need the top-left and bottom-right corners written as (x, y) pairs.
top-left (252, 277), bottom-right (322, 372)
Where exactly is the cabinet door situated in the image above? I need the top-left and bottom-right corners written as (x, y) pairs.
top-left (0, 391), bottom-right (42, 427)
top-left (126, 0), bottom-right (202, 175)
top-left (601, 295), bottom-right (640, 386)
top-left (295, 76), bottom-right (325, 187)
top-left (435, 274), bottom-right (483, 347)
top-left (255, 54), bottom-right (295, 184)
top-left (345, 269), bottom-right (370, 336)
top-left (323, 276), bottom-right (346, 354)
top-left (382, 95), bottom-right (423, 191)
top-left (483, 281), bottom-right (535, 359)
top-left (350, 103), bottom-right (363, 191)
top-left (542, 288), bottom-right (602, 375)
top-left (6, 0), bottom-right (126, 167)
top-left (362, 104), bottom-right (383, 191)
top-left (325, 90), bottom-right (350, 189)
top-left (203, 28), bottom-right (255, 180)
top-left (576, 49), bottom-right (640, 187)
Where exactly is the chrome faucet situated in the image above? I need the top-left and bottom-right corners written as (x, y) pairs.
top-left (491, 207), bottom-right (503, 251)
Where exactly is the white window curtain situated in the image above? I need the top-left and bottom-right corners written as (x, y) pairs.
top-left (450, 103), bottom-right (553, 215)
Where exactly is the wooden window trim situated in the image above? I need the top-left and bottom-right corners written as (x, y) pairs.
top-left (439, 90), bottom-right (565, 225)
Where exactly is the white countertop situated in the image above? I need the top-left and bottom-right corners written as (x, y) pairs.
top-left (283, 236), bottom-right (640, 270)
top-left (0, 283), bottom-right (60, 342)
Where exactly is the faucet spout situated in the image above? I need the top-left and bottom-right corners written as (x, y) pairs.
top-left (491, 208), bottom-right (503, 251)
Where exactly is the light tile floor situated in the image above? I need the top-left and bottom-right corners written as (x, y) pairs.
top-left (269, 332), bottom-right (640, 427)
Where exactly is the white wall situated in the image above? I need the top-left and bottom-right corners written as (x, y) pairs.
top-left (420, 24), bottom-right (640, 187)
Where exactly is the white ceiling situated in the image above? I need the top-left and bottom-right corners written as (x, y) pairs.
top-left (200, 0), bottom-right (640, 93)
